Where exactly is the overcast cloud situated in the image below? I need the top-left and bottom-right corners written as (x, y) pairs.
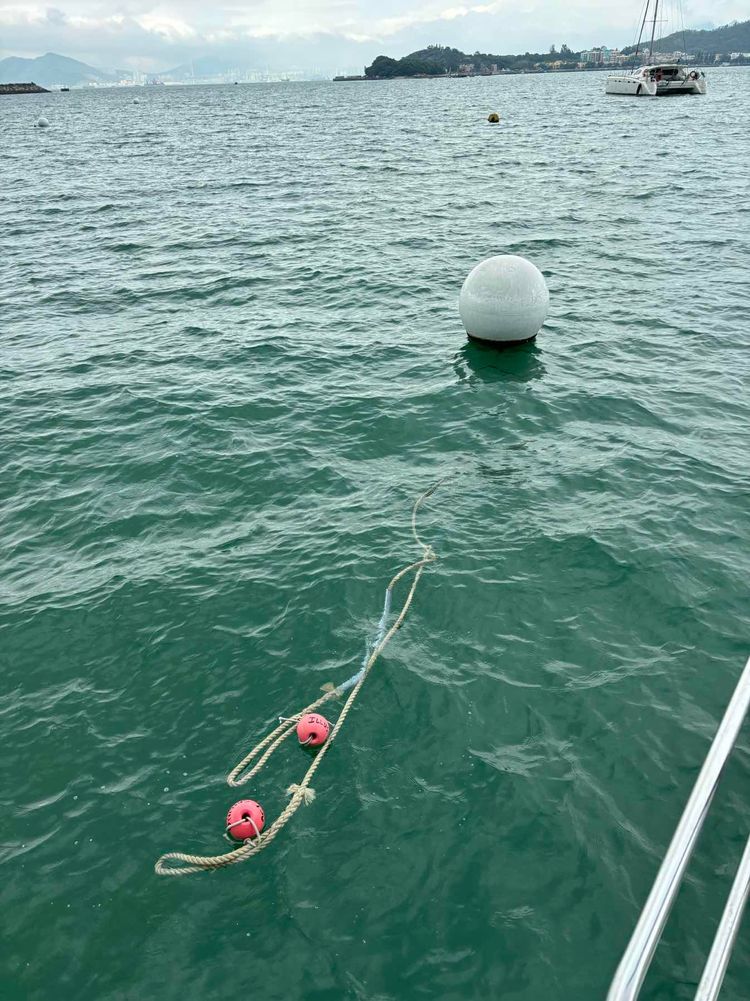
top-left (0, 1), bottom-right (745, 73)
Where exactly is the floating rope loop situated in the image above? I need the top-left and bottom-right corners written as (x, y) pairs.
top-left (154, 484), bottom-right (441, 876)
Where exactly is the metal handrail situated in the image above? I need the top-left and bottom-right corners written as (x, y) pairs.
top-left (606, 656), bottom-right (750, 1001)
top-left (695, 832), bottom-right (750, 1001)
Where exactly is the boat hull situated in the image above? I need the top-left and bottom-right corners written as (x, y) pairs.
top-left (606, 75), bottom-right (657, 96)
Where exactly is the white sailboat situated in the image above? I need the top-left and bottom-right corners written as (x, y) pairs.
top-left (606, 0), bottom-right (707, 96)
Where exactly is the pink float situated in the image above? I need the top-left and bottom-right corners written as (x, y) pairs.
top-left (226, 800), bottom-right (265, 841)
top-left (296, 713), bottom-right (330, 747)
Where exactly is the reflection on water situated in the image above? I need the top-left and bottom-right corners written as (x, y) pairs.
top-left (453, 337), bottom-right (546, 387)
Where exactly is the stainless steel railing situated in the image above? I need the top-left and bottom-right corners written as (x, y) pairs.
top-left (606, 656), bottom-right (750, 1001)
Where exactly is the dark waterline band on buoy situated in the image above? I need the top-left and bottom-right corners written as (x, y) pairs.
top-left (467, 333), bottom-right (537, 348)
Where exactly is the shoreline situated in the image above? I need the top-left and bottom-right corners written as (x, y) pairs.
top-left (333, 62), bottom-right (730, 82)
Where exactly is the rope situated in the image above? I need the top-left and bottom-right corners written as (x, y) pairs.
top-left (155, 484), bottom-right (441, 876)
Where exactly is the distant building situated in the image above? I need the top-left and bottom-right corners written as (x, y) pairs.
top-left (650, 50), bottom-right (688, 62)
top-left (581, 46), bottom-right (606, 64)
top-left (581, 46), bottom-right (621, 65)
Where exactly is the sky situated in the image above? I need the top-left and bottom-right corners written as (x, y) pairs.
top-left (0, 1), bottom-right (745, 73)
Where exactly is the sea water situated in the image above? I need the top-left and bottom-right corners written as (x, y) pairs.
top-left (1, 69), bottom-right (749, 1000)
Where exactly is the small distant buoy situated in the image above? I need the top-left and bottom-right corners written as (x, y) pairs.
top-left (296, 713), bottom-right (330, 747)
top-left (487, 113), bottom-right (500, 123)
top-left (459, 255), bottom-right (549, 345)
top-left (36, 116), bottom-right (50, 129)
top-left (133, 97), bottom-right (140, 105)
top-left (226, 799), bottom-right (265, 841)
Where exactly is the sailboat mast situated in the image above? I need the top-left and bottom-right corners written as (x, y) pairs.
top-left (649, 0), bottom-right (660, 59)
top-left (634, 0), bottom-right (650, 62)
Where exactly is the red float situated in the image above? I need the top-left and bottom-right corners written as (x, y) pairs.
top-left (226, 799), bottom-right (265, 841)
top-left (296, 713), bottom-right (331, 747)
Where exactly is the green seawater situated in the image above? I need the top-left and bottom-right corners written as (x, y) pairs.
top-left (1, 70), bottom-right (749, 1001)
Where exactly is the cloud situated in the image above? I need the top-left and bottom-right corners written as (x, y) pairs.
top-left (135, 13), bottom-right (197, 41)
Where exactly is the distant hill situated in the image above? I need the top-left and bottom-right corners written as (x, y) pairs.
top-left (624, 19), bottom-right (750, 55)
top-left (0, 53), bottom-right (119, 87)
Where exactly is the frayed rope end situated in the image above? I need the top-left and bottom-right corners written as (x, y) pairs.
top-left (286, 784), bottom-right (316, 805)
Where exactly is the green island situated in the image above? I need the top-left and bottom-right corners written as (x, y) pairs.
top-left (364, 44), bottom-right (581, 78)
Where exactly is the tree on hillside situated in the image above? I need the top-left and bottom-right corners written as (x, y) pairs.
top-left (398, 56), bottom-right (442, 76)
top-left (365, 56), bottom-right (399, 78)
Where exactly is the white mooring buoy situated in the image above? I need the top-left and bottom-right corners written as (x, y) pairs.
top-left (459, 254), bottom-right (549, 345)
top-left (133, 97), bottom-right (140, 104)
top-left (36, 116), bottom-right (50, 128)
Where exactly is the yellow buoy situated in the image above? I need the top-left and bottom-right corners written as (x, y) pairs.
top-left (487, 113), bottom-right (500, 124)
